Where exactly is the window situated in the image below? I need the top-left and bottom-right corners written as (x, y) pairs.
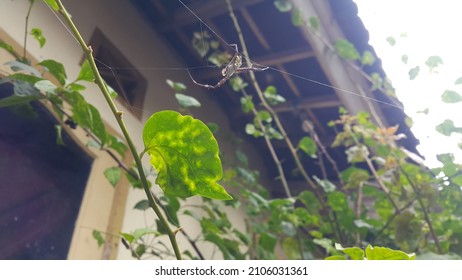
top-left (0, 83), bottom-right (93, 259)
top-left (88, 28), bottom-right (147, 119)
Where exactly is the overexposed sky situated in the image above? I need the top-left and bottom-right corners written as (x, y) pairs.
top-left (353, 0), bottom-right (462, 166)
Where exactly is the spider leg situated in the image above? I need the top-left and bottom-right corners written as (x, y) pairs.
top-left (187, 69), bottom-right (228, 89)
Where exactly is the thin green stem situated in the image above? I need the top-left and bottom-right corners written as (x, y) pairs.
top-left (54, 0), bottom-right (181, 260)
top-left (23, 0), bottom-right (35, 60)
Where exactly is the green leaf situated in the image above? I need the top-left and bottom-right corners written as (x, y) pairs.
top-left (361, 51), bottom-right (376, 66)
top-left (263, 86), bottom-right (286, 105)
top-left (175, 93), bottom-right (201, 108)
top-left (257, 110), bottom-right (272, 123)
top-left (298, 136), bottom-right (317, 158)
top-left (274, 0), bottom-right (292, 12)
top-left (455, 77), bottom-right (462, 85)
top-left (76, 60), bottom-right (94, 82)
top-left (7, 73), bottom-right (43, 84)
top-left (436, 119), bottom-right (462, 136)
top-left (69, 92), bottom-right (107, 144)
top-left (6, 60), bottom-right (41, 76)
top-left (259, 232), bottom-right (277, 252)
top-left (0, 41), bottom-right (18, 58)
top-left (31, 28), bottom-right (46, 48)
top-left (401, 54), bottom-right (408, 64)
top-left (143, 110), bottom-right (231, 200)
top-left (408, 66), bottom-right (420, 80)
top-left (132, 228), bottom-right (159, 241)
top-left (386, 36), bottom-right (396, 46)
top-left (365, 245), bottom-right (415, 260)
top-left (291, 8), bottom-right (303, 27)
top-left (425, 55), bottom-right (443, 71)
top-left (240, 96), bottom-right (254, 113)
top-left (229, 76), bottom-right (248, 91)
top-left (191, 31), bottom-right (210, 58)
top-left (134, 199), bottom-right (150, 210)
top-left (0, 95), bottom-right (43, 108)
top-left (66, 83), bottom-right (86, 92)
top-left (166, 79), bottom-right (186, 92)
top-left (325, 255), bottom-right (347, 260)
top-left (334, 243), bottom-right (364, 260)
top-left (335, 39), bottom-right (360, 60)
top-left (313, 176), bottom-right (336, 192)
top-left (345, 145), bottom-right (369, 163)
top-left (34, 80), bottom-right (57, 94)
top-left (282, 237), bottom-right (300, 259)
top-left (104, 167), bottom-right (121, 187)
top-left (309, 16), bottom-right (319, 31)
top-left (106, 134), bottom-right (127, 157)
top-left (38, 59), bottom-right (67, 85)
top-left (43, 0), bottom-right (59, 11)
top-left (92, 230), bottom-right (105, 247)
top-left (441, 90), bottom-right (462, 103)
top-left (126, 168), bottom-right (151, 189)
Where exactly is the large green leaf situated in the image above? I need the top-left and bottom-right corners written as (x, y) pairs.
top-left (334, 243), bottom-right (364, 260)
top-left (143, 110), bottom-right (231, 200)
top-left (441, 90), bottom-right (462, 103)
top-left (38, 59), bottom-right (67, 85)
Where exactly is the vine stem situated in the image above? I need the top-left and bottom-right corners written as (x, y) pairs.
top-left (54, 0), bottom-right (182, 260)
top-left (225, 0), bottom-right (343, 243)
top-left (399, 166), bottom-right (442, 254)
top-left (23, 0), bottom-right (35, 60)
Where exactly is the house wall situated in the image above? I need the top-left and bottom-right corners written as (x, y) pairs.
top-left (0, 0), bottom-right (271, 259)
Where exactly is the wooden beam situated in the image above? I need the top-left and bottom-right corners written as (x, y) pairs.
top-left (158, 0), bottom-right (265, 32)
top-left (240, 7), bottom-right (271, 51)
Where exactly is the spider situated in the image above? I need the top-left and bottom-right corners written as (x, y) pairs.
top-left (188, 44), bottom-right (268, 89)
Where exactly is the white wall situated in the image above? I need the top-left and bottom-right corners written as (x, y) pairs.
top-left (0, 0), bottom-right (273, 259)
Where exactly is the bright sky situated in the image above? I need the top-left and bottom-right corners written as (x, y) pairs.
top-left (353, 0), bottom-right (462, 167)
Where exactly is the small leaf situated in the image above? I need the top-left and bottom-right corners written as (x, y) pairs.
top-left (335, 39), bottom-right (360, 60)
top-left (166, 79), bottom-right (186, 92)
top-left (365, 245), bottom-right (415, 260)
top-left (38, 59), bottom-right (67, 85)
top-left (436, 119), bottom-right (462, 136)
top-left (0, 41), bottom-right (18, 58)
top-left (361, 51), bottom-right (375, 66)
top-left (298, 136), bottom-right (317, 158)
top-left (34, 80), bottom-right (57, 94)
top-left (0, 95), bottom-right (43, 108)
top-left (401, 54), bottom-right (408, 64)
top-left (257, 110), bottom-right (272, 123)
top-left (191, 31), bottom-right (210, 58)
top-left (441, 90), bottom-right (462, 103)
top-left (106, 135), bottom-right (127, 157)
top-left (76, 60), bottom-right (94, 82)
top-left (230, 76), bottom-right (248, 91)
top-left (313, 176), bottom-right (336, 192)
top-left (43, 0), bottom-right (59, 11)
top-left (143, 110), bottom-right (231, 200)
top-left (175, 93), bottom-right (201, 108)
top-left (134, 200), bottom-right (150, 210)
top-left (345, 145), bottom-right (369, 163)
top-left (291, 8), bottom-right (303, 27)
top-left (240, 96), bottom-right (254, 113)
top-left (92, 230), bottom-right (105, 247)
top-left (334, 243), bottom-right (364, 260)
top-left (274, 0), bottom-right (292, 12)
top-left (454, 77), bottom-right (462, 85)
top-left (309, 16), bottom-right (319, 31)
top-left (31, 28), bottom-right (46, 48)
top-left (264, 86), bottom-right (286, 105)
top-left (282, 237), bottom-right (300, 259)
top-left (408, 66), bottom-right (420, 80)
top-left (104, 167), bottom-right (121, 187)
top-left (259, 232), bottom-right (277, 252)
top-left (425, 55), bottom-right (443, 71)
top-left (386, 36), bottom-right (396, 46)
top-left (5, 60), bottom-right (42, 76)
